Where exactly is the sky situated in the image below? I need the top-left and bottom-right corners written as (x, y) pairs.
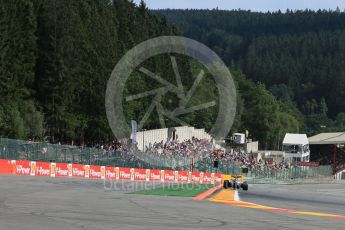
top-left (133, 0), bottom-right (345, 12)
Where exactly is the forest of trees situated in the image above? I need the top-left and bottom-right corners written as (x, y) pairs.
top-left (1, 0), bottom-right (343, 150)
top-left (0, 0), bottom-right (182, 144)
top-left (155, 9), bottom-right (345, 137)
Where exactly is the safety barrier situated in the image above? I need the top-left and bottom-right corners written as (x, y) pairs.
top-left (0, 159), bottom-right (222, 184)
top-left (0, 138), bottom-right (241, 174)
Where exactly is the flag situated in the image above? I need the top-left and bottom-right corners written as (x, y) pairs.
top-left (131, 120), bottom-right (137, 144)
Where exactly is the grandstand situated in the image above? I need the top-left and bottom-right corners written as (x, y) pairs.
top-left (136, 126), bottom-right (212, 151)
top-left (309, 132), bottom-right (345, 179)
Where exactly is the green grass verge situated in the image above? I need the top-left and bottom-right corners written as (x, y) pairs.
top-left (128, 184), bottom-right (215, 197)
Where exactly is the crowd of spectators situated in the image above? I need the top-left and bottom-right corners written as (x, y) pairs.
top-left (60, 136), bottom-right (293, 172)
top-left (144, 137), bottom-right (290, 172)
top-left (145, 137), bottom-right (217, 160)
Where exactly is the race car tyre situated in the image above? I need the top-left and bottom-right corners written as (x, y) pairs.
top-left (242, 182), bottom-right (248, 191)
top-left (223, 180), bottom-right (230, 189)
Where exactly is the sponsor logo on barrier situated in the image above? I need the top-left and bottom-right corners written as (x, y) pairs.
top-left (150, 170), bottom-right (161, 181)
top-left (16, 165), bottom-right (31, 175)
top-left (199, 172), bottom-right (204, 184)
top-left (68, 164), bottom-right (72, 177)
top-left (14, 160), bottom-right (31, 175)
top-left (89, 166), bottom-right (101, 179)
top-left (203, 173), bottom-right (212, 184)
top-left (130, 168), bottom-right (135, 181)
top-left (146, 169), bottom-right (150, 182)
top-left (188, 171), bottom-right (192, 183)
top-left (55, 163), bottom-right (69, 177)
top-left (115, 167), bottom-right (120, 180)
top-left (134, 169), bottom-right (147, 181)
top-left (90, 170), bottom-right (101, 178)
top-left (211, 173), bottom-right (216, 184)
top-left (191, 172), bottom-right (200, 183)
top-left (119, 168), bottom-right (131, 180)
top-left (72, 164), bottom-right (85, 177)
top-left (160, 170), bottom-right (165, 182)
top-left (85, 165), bottom-right (90, 178)
top-left (50, 163), bottom-right (56, 177)
top-left (105, 167), bottom-right (116, 180)
top-left (30, 161), bottom-right (36, 176)
top-left (164, 170), bottom-right (175, 182)
top-left (36, 166), bottom-right (50, 176)
top-left (178, 171), bottom-right (189, 183)
top-left (174, 171), bottom-right (179, 182)
top-left (101, 166), bottom-right (105, 179)
top-left (36, 162), bottom-right (51, 177)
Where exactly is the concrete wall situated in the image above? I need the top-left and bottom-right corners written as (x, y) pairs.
top-left (335, 170), bottom-right (345, 180)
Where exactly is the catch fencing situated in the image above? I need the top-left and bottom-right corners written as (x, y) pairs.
top-left (0, 138), bottom-right (334, 182)
top-left (0, 138), bottom-right (240, 174)
top-left (245, 165), bottom-right (333, 184)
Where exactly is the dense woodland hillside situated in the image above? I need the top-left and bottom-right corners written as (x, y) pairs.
top-left (155, 9), bottom-right (345, 135)
top-left (0, 0), bottom-right (182, 143)
top-left (1, 0), bottom-right (338, 150)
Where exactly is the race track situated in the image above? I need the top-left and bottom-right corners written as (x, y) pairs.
top-left (0, 175), bottom-right (344, 230)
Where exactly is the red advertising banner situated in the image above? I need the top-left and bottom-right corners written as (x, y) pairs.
top-left (105, 166), bottom-right (116, 180)
top-left (297, 161), bottom-right (320, 167)
top-left (164, 170), bottom-right (175, 183)
top-left (0, 159), bottom-right (12, 174)
top-left (35, 162), bottom-right (51, 177)
top-left (203, 172), bottom-right (213, 184)
top-left (177, 171), bottom-right (189, 183)
top-left (89, 165), bottom-right (101, 179)
top-left (55, 163), bottom-right (69, 177)
top-left (1, 159), bottom-right (227, 185)
top-left (133, 168), bottom-right (147, 181)
top-left (14, 160), bottom-right (31, 175)
top-left (191, 172), bottom-right (201, 183)
top-left (71, 164), bottom-right (85, 177)
top-left (149, 169), bottom-right (161, 182)
top-left (119, 167), bottom-right (132, 180)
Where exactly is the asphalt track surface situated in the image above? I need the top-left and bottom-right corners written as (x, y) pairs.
top-left (0, 175), bottom-right (345, 230)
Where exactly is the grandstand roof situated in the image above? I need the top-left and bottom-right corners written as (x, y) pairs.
top-left (282, 133), bottom-right (309, 145)
top-left (308, 132), bottom-right (345, 145)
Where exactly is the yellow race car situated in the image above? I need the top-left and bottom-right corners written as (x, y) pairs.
top-left (223, 175), bottom-right (248, 191)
